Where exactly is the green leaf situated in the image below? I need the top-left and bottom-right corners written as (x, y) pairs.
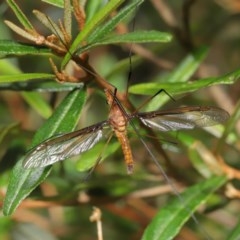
top-left (0, 40), bottom-right (51, 56)
top-left (85, 0), bottom-right (104, 23)
top-left (76, 141), bottom-right (120, 171)
top-left (0, 59), bottom-right (20, 75)
top-left (6, 0), bottom-right (34, 30)
top-left (142, 176), bottom-right (227, 240)
top-left (78, 31), bottom-right (172, 55)
top-left (0, 62), bottom-right (82, 93)
top-left (21, 92), bottom-right (52, 119)
top-left (0, 73), bottom-right (54, 83)
top-left (99, 30), bottom-right (172, 44)
top-left (41, 0), bottom-right (64, 8)
top-left (0, 79), bottom-right (83, 92)
top-left (30, 90), bottom-right (86, 147)
top-left (0, 59), bottom-right (54, 118)
top-left (129, 68), bottom-right (240, 96)
top-left (87, 0), bottom-right (144, 43)
top-left (3, 89), bottom-right (86, 216)
top-left (166, 46), bottom-right (209, 83)
top-left (62, 0), bottom-right (125, 67)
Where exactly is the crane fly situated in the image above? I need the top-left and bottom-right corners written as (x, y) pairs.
top-left (23, 89), bottom-right (229, 174)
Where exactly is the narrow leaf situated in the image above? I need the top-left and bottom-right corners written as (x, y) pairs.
top-left (0, 73), bottom-right (54, 83)
top-left (33, 10), bottom-right (64, 41)
top-left (87, 0), bottom-right (144, 43)
top-left (166, 46), bottom-right (209, 83)
top-left (6, 0), bottom-right (34, 30)
top-left (21, 92), bottom-right (52, 119)
top-left (0, 80), bottom-right (83, 92)
top-left (142, 176), bottom-right (227, 240)
top-left (78, 30), bottom-right (172, 55)
top-left (41, 0), bottom-right (64, 8)
top-left (129, 68), bottom-right (240, 96)
top-left (0, 40), bottom-right (51, 56)
top-left (0, 59), bottom-right (22, 75)
top-left (3, 89), bottom-right (86, 215)
top-left (77, 141), bottom-right (120, 171)
top-left (62, 0), bottom-right (125, 67)
top-left (85, 1), bottom-right (103, 23)
top-left (4, 21), bottom-right (40, 44)
top-left (0, 59), bottom-right (54, 118)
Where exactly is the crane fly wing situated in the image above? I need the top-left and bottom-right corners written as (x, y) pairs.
top-left (23, 121), bottom-right (110, 169)
top-left (137, 106), bottom-right (229, 131)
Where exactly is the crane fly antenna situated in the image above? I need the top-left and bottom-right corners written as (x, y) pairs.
top-left (124, 8), bottom-right (175, 113)
top-left (125, 4), bottom-right (140, 97)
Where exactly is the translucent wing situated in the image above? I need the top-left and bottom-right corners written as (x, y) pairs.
top-left (23, 121), bottom-right (110, 168)
top-left (137, 106), bottom-right (229, 131)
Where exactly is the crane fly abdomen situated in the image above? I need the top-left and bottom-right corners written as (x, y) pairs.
top-left (107, 93), bottom-right (134, 174)
top-left (114, 130), bottom-right (133, 174)
top-left (105, 89), bottom-right (134, 174)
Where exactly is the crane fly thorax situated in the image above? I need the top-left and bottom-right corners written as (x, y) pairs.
top-left (104, 89), bottom-right (128, 132)
top-left (108, 103), bottom-right (128, 132)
